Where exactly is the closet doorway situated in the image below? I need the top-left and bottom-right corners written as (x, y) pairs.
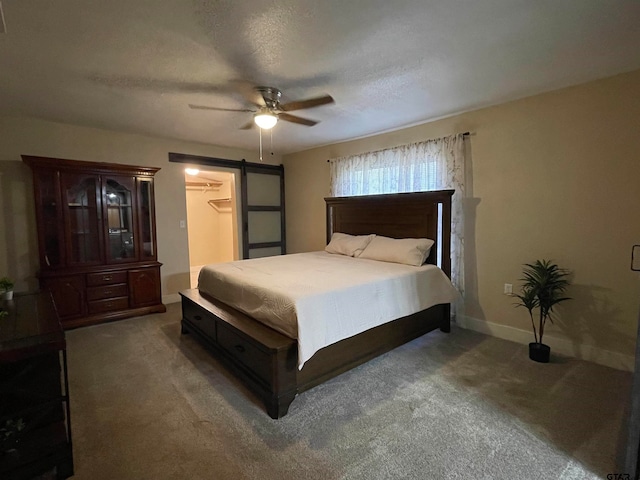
top-left (172, 153), bottom-right (286, 289)
top-left (184, 167), bottom-right (241, 288)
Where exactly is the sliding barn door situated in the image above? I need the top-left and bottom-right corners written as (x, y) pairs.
top-left (241, 162), bottom-right (285, 259)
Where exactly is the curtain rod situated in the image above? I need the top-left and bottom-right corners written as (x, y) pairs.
top-left (326, 132), bottom-right (471, 162)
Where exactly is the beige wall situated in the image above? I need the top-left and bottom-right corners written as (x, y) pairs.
top-left (283, 69), bottom-right (640, 369)
top-left (2, 72), bottom-right (638, 369)
top-left (0, 116), bottom-right (281, 302)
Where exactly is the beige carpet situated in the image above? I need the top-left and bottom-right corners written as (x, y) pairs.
top-left (65, 303), bottom-right (631, 479)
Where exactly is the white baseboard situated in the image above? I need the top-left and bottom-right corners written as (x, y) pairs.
top-left (456, 315), bottom-right (634, 372)
top-left (154, 296), bottom-right (633, 370)
top-left (162, 293), bottom-right (181, 305)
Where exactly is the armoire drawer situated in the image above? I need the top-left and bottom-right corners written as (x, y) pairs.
top-left (86, 271), bottom-right (128, 286)
top-left (88, 296), bottom-right (129, 314)
top-left (86, 283), bottom-right (129, 301)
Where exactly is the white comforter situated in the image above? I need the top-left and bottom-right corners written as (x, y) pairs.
top-left (198, 251), bottom-right (459, 369)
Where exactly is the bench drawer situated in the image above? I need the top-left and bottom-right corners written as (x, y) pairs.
top-left (217, 324), bottom-right (271, 384)
top-left (182, 299), bottom-right (217, 341)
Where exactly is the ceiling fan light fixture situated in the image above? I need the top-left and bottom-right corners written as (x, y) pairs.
top-left (185, 168), bottom-right (200, 176)
top-left (254, 111), bottom-right (278, 130)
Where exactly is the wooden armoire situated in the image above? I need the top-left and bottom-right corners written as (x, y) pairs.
top-left (23, 155), bottom-right (166, 329)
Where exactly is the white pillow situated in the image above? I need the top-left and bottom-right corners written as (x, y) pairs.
top-left (325, 232), bottom-right (376, 257)
top-left (357, 236), bottom-right (435, 266)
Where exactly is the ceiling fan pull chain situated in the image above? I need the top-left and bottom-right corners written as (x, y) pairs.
top-left (270, 129), bottom-right (274, 156)
top-left (259, 127), bottom-right (263, 161)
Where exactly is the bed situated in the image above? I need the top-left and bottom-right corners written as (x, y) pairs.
top-left (179, 189), bottom-right (455, 418)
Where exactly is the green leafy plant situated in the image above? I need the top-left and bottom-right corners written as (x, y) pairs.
top-left (513, 259), bottom-right (571, 344)
top-left (0, 277), bottom-right (13, 293)
top-left (1, 418), bottom-right (26, 451)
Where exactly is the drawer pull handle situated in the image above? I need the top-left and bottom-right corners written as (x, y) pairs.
top-left (103, 290), bottom-right (111, 295)
top-left (103, 275), bottom-right (113, 281)
top-left (234, 345), bottom-right (245, 353)
top-left (194, 315), bottom-right (202, 321)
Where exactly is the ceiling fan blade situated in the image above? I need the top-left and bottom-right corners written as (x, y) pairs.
top-left (188, 104), bottom-right (254, 113)
top-left (229, 80), bottom-right (266, 107)
top-left (279, 95), bottom-right (334, 112)
top-left (239, 120), bottom-right (255, 130)
top-left (278, 112), bottom-right (318, 127)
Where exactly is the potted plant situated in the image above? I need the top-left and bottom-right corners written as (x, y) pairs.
top-left (513, 259), bottom-right (571, 363)
top-left (0, 277), bottom-right (14, 300)
top-left (1, 418), bottom-right (26, 455)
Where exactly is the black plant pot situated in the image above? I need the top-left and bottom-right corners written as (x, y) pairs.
top-left (529, 342), bottom-right (550, 363)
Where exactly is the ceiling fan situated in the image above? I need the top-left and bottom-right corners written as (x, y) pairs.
top-left (188, 86), bottom-right (334, 130)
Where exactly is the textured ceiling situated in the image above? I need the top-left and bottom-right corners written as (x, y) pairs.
top-left (1, 0), bottom-right (639, 154)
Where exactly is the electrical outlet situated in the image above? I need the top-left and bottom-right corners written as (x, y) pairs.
top-left (504, 283), bottom-right (513, 295)
top-left (179, 220), bottom-right (186, 229)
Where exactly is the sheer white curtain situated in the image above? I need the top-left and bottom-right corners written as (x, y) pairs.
top-left (329, 133), bottom-right (465, 296)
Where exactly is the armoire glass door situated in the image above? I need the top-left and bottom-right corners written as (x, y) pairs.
top-left (61, 173), bottom-right (102, 265)
top-left (104, 176), bottom-right (137, 262)
top-left (33, 169), bottom-right (64, 268)
top-left (137, 177), bottom-right (156, 260)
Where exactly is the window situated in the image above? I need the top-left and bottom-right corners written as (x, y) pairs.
top-left (329, 134), bottom-right (466, 298)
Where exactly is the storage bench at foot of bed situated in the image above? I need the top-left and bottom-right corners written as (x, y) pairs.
top-left (180, 288), bottom-right (450, 419)
top-left (180, 288), bottom-right (298, 419)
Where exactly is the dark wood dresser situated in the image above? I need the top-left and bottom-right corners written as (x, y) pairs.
top-left (0, 293), bottom-right (74, 480)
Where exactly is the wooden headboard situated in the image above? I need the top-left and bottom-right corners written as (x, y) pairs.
top-left (324, 190), bottom-right (454, 277)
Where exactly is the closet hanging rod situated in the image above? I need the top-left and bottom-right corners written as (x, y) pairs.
top-left (185, 181), bottom-right (223, 188)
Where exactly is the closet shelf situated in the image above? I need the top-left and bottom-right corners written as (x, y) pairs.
top-left (207, 198), bottom-right (232, 212)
